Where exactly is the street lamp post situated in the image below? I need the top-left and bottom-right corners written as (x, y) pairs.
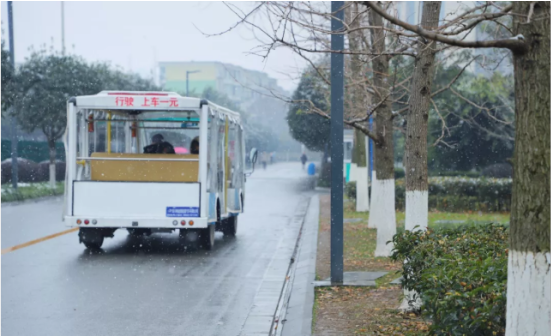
top-left (8, 1), bottom-right (18, 189)
top-left (61, 1), bottom-right (65, 55)
top-left (186, 70), bottom-right (201, 97)
top-left (330, 1), bottom-right (345, 285)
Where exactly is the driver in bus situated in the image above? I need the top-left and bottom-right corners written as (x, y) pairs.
top-left (144, 134), bottom-right (175, 154)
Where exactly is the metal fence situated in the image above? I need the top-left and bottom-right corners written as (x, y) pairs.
top-left (1, 140), bottom-right (65, 163)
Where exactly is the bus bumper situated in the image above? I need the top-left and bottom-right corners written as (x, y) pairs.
top-left (64, 216), bottom-right (209, 229)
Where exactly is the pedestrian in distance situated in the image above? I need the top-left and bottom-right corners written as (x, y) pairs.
top-left (300, 153), bottom-right (308, 169)
top-left (261, 152), bottom-right (268, 170)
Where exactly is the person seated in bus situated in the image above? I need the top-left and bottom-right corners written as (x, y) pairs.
top-left (144, 134), bottom-right (175, 154)
top-left (190, 136), bottom-right (200, 154)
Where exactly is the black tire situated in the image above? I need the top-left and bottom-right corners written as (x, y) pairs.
top-left (199, 225), bottom-right (215, 250)
top-left (222, 216), bottom-right (238, 237)
top-left (79, 229), bottom-right (104, 249)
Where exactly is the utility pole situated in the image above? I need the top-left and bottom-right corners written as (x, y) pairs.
top-left (8, 1), bottom-right (18, 189)
top-left (61, 1), bottom-right (65, 55)
top-left (330, 1), bottom-right (344, 284)
top-left (186, 70), bottom-right (200, 97)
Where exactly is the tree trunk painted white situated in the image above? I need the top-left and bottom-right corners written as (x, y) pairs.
top-left (356, 166), bottom-right (369, 212)
top-left (373, 178), bottom-right (396, 257)
top-left (506, 4), bottom-right (550, 336)
top-left (401, 2), bottom-right (441, 311)
top-left (405, 190), bottom-right (428, 231)
top-left (366, 7), bottom-right (396, 235)
top-left (349, 163), bottom-right (358, 182)
top-left (399, 288), bottom-right (423, 312)
top-left (505, 251), bottom-right (551, 336)
top-left (368, 171), bottom-right (378, 229)
top-left (48, 140), bottom-right (57, 189)
top-left (49, 163), bottom-right (56, 188)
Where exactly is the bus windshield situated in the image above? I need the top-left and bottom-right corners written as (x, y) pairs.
top-left (138, 111), bottom-right (201, 154)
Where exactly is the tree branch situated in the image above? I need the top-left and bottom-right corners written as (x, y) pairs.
top-left (302, 100), bottom-right (380, 142)
top-left (364, 1), bottom-right (528, 53)
top-left (439, 5), bottom-right (513, 36)
top-left (391, 106), bottom-right (409, 119)
top-left (431, 56), bottom-right (479, 98)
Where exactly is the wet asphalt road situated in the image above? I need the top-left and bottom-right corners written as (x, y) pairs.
top-left (2, 162), bottom-right (313, 336)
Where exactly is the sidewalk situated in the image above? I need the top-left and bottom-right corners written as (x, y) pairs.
top-left (279, 194), bottom-right (430, 336)
top-left (280, 193), bottom-right (320, 336)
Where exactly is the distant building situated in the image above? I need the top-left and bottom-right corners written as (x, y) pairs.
top-left (159, 61), bottom-right (303, 158)
top-left (158, 61), bottom-right (286, 110)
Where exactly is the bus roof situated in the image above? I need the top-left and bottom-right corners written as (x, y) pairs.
top-left (70, 91), bottom-right (241, 122)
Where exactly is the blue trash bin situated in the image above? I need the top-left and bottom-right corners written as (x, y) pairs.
top-left (307, 163), bottom-right (316, 176)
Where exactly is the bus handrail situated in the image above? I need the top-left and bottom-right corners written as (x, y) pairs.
top-left (77, 157), bottom-right (199, 162)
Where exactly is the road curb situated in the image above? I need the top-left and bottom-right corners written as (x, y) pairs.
top-left (1, 194), bottom-right (63, 207)
top-left (279, 193), bottom-right (319, 336)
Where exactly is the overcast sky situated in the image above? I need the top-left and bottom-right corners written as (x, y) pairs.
top-left (1, 1), bottom-right (307, 92)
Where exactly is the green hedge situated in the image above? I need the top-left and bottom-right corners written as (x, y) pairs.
top-left (390, 224), bottom-right (508, 335)
top-left (1, 140), bottom-right (65, 162)
top-left (395, 168), bottom-right (405, 179)
top-left (396, 177), bottom-right (512, 212)
top-left (348, 177), bottom-right (511, 212)
top-left (430, 170), bottom-right (481, 178)
top-left (1, 182), bottom-right (65, 202)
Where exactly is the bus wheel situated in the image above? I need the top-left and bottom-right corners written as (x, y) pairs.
top-left (222, 216), bottom-right (238, 237)
top-left (79, 228), bottom-right (104, 249)
top-left (199, 225), bottom-right (215, 250)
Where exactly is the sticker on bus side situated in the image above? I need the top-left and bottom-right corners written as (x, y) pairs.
top-left (166, 207), bottom-right (199, 217)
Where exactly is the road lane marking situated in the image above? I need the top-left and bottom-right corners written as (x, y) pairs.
top-left (1, 227), bottom-right (79, 255)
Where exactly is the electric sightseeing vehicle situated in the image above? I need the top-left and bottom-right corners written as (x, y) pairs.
top-left (62, 91), bottom-right (257, 250)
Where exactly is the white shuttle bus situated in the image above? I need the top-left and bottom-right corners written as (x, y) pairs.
top-left (62, 91), bottom-right (257, 250)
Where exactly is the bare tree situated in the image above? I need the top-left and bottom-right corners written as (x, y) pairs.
top-left (214, 1), bottom-right (494, 258)
top-left (402, 1), bottom-right (441, 234)
top-left (347, 3), bottom-right (370, 213)
top-left (366, 3), bottom-right (397, 257)
top-left (366, 1), bottom-right (550, 334)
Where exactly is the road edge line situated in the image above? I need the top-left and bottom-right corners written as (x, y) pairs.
top-left (1, 227), bottom-right (79, 255)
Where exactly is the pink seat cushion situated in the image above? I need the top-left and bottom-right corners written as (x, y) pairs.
top-left (174, 147), bottom-right (188, 154)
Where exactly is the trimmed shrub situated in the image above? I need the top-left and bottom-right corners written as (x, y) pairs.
top-left (394, 167), bottom-right (405, 179)
top-left (1, 159), bottom-right (66, 183)
top-left (38, 160), bottom-right (66, 181)
top-left (390, 224), bottom-right (508, 335)
top-left (1, 158), bottom-right (42, 183)
top-left (345, 181), bottom-right (356, 200)
top-left (317, 161), bottom-right (331, 188)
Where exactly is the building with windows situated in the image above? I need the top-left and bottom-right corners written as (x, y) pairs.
top-left (159, 61), bottom-right (286, 110)
top-left (159, 61), bottom-right (303, 160)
